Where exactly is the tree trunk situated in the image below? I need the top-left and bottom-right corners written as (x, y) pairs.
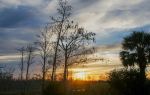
top-left (64, 60), bottom-right (68, 81)
top-left (51, 28), bottom-right (62, 81)
top-left (138, 47), bottom-right (146, 82)
top-left (139, 63), bottom-right (147, 95)
top-left (139, 64), bottom-right (146, 82)
top-left (21, 51), bottom-right (24, 80)
top-left (138, 47), bottom-right (147, 95)
top-left (51, 50), bottom-right (57, 81)
top-left (25, 62), bottom-right (30, 94)
top-left (26, 64), bottom-right (29, 80)
top-left (26, 53), bottom-right (31, 80)
top-left (64, 47), bottom-right (68, 81)
top-left (42, 57), bottom-right (46, 94)
top-left (51, 36), bottom-right (59, 81)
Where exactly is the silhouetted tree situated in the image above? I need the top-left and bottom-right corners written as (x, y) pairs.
top-left (0, 65), bottom-right (14, 80)
top-left (35, 24), bottom-right (53, 93)
top-left (50, 0), bottom-right (72, 81)
top-left (17, 47), bottom-right (25, 80)
top-left (25, 44), bottom-right (35, 80)
top-left (48, 0), bottom-right (96, 81)
top-left (58, 23), bottom-right (95, 81)
top-left (120, 31), bottom-right (150, 80)
top-left (109, 68), bottom-right (141, 95)
top-left (17, 47), bottom-right (26, 95)
top-left (120, 31), bottom-right (150, 95)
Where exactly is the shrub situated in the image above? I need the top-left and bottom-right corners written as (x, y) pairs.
top-left (43, 82), bottom-right (65, 95)
top-left (108, 68), bottom-right (145, 95)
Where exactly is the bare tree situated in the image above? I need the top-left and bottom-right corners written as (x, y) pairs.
top-left (50, 0), bottom-right (72, 81)
top-left (58, 23), bottom-right (96, 81)
top-left (17, 47), bottom-right (25, 80)
top-left (35, 24), bottom-right (52, 93)
top-left (25, 44), bottom-right (35, 80)
top-left (0, 65), bottom-right (15, 80)
top-left (48, 0), bottom-right (96, 81)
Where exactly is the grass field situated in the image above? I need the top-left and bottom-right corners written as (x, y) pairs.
top-left (0, 80), bottom-right (111, 95)
top-left (1, 80), bottom-right (150, 95)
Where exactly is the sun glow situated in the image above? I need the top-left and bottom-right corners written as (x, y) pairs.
top-left (73, 71), bottom-right (87, 80)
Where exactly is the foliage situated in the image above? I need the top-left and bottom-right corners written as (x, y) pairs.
top-left (0, 67), bottom-right (13, 80)
top-left (108, 68), bottom-right (148, 95)
top-left (120, 31), bottom-right (150, 81)
top-left (43, 82), bottom-right (65, 95)
top-left (120, 31), bottom-right (150, 67)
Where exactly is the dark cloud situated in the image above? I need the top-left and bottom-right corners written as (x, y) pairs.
top-left (95, 30), bottom-right (129, 45)
top-left (96, 24), bottom-right (150, 45)
top-left (0, 0), bottom-right (149, 54)
top-left (72, 0), bottom-right (99, 12)
top-left (78, 0), bottom-right (99, 5)
top-left (101, 0), bottom-right (150, 26)
top-left (0, 28), bottom-right (39, 54)
top-left (101, 9), bottom-right (129, 22)
top-left (0, 6), bottom-right (42, 28)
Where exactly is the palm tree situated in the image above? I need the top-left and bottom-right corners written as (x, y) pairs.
top-left (120, 31), bottom-right (150, 82)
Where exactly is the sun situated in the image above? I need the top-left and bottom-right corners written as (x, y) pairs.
top-left (73, 71), bottom-right (86, 80)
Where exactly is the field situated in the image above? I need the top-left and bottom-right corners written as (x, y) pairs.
top-left (0, 80), bottom-right (111, 95)
top-left (44, 81), bottom-right (111, 95)
top-left (1, 79), bottom-right (150, 95)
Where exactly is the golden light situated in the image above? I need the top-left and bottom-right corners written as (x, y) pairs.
top-left (73, 71), bottom-right (87, 80)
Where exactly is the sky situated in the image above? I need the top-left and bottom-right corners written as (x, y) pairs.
top-left (0, 0), bottom-right (150, 79)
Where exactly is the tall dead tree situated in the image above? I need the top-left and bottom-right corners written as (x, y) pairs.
top-left (48, 0), bottom-right (96, 81)
top-left (17, 47), bottom-right (25, 80)
top-left (51, 0), bottom-right (72, 81)
top-left (59, 22), bottom-right (96, 81)
top-left (35, 24), bottom-right (52, 93)
top-left (25, 44), bottom-right (35, 80)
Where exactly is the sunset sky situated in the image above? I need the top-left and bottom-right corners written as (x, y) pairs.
top-left (0, 0), bottom-right (150, 79)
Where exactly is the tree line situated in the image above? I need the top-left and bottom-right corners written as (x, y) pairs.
top-left (15, 0), bottom-right (96, 94)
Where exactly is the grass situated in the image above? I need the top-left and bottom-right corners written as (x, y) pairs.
top-left (0, 80), bottom-right (111, 95)
top-left (44, 81), bottom-right (111, 95)
top-left (1, 80), bottom-right (150, 95)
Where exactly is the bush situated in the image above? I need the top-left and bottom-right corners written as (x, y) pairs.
top-left (43, 82), bottom-right (65, 95)
top-left (108, 68), bottom-right (144, 95)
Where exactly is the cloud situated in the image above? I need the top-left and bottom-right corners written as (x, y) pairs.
top-left (0, 0), bottom-right (149, 55)
top-left (0, 0), bottom-right (21, 8)
top-left (0, 6), bottom-right (43, 28)
top-left (73, 0), bottom-right (150, 37)
top-left (0, 54), bottom-right (20, 62)
top-left (0, 0), bottom-right (150, 76)
top-left (0, 27), bottom-right (39, 54)
top-left (0, 0), bottom-right (49, 8)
